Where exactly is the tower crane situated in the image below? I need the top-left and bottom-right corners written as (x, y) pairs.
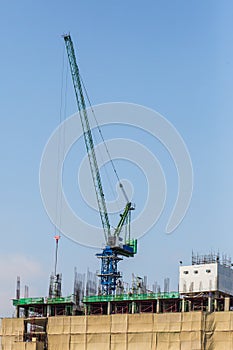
top-left (63, 34), bottom-right (137, 295)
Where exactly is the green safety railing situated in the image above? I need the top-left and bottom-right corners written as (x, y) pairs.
top-left (13, 292), bottom-right (179, 307)
top-left (13, 297), bottom-right (44, 306)
top-left (12, 295), bottom-right (75, 306)
top-left (83, 292), bottom-right (179, 303)
top-left (47, 296), bottom-right (75, 304)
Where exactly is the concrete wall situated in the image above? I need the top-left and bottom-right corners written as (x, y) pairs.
top-left (179, 263), bottom-right (218, 293)
top-left (218, 264), bottom-right (233, 295)
top-left (179, 263), bottom-right (233, 295)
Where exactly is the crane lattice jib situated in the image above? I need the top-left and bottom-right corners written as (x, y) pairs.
top-left (63, 34), bottom-right (110, 242)
top-left (114, 202), bottom-right (131, 238)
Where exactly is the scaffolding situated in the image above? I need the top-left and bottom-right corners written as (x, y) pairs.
top-left (192, 251), bottom-right (232, 267)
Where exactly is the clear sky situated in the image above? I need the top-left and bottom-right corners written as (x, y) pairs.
top-left (1, 1), bottom-right (233, 316)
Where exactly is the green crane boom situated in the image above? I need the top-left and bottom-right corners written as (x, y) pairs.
top-left (63, 34), bottom-right (110, 242)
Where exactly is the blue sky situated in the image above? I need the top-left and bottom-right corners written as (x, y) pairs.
top-left (1, 1), bottom-right (233, 316)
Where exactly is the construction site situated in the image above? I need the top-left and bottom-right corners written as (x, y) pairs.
top-left (1, 34), bottom-right (232, 350)
top-left (1, 252), bottom-right (233, 349)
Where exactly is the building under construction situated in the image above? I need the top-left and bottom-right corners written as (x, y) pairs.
top-left (1, 35), bottom-right (231, 349)
top-left (1, 252), bottom-right (233, 349)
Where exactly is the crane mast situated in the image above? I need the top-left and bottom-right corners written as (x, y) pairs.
top-left (63, 34), bottom-right (137, 295)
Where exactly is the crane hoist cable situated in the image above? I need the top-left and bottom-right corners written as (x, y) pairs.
top-left (55, 45), bottom-right (67, 235)
top-left (80, 75), bottom-right (129, 203)
top-left (79, 81), bottom-right (121, 215)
